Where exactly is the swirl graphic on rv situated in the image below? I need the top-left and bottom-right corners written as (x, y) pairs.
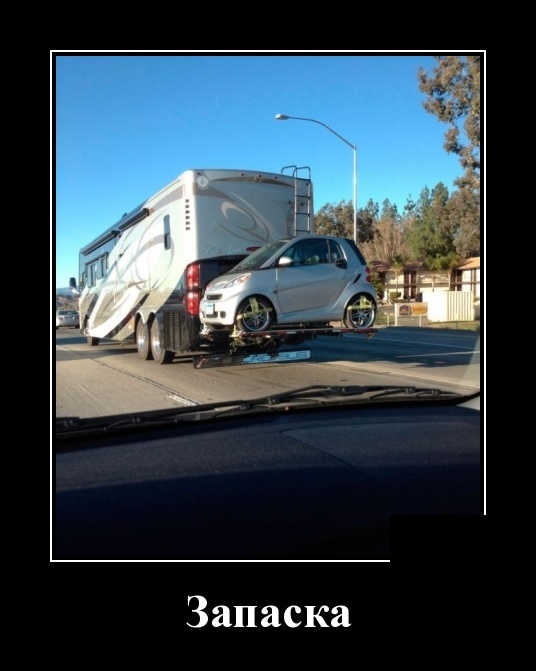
top-left (217, 198), bottom-right (293, 243)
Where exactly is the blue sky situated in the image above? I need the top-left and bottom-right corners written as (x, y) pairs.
top-left (53, 51), bottom-right (481, 288)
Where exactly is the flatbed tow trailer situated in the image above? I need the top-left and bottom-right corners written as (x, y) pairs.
top-left (192, 325), bottom-right (379, 369)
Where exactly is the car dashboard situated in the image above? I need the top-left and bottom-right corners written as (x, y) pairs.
top-left (54, 397), bottom-right (481, 560)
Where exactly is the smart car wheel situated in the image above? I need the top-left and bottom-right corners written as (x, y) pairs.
top-left (236, 296), bottom-right (275, 332)
top-left (136, 319), bottom-right (153, 360)
top-left (344, 293), bottom-right (377, 328)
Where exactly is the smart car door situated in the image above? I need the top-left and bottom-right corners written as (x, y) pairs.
top-left (274, 239), bottom-right (349, 315)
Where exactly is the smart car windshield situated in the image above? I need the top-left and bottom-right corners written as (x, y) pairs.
top-left (231, 239), bottom-right (290, 271)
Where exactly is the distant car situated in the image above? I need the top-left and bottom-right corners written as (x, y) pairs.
top-left (199, 234), bottom-right (377, 332)
top-left (56, 310), bottom-right (79, 329)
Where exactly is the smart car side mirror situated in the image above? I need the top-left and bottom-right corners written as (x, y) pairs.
top-left (278, 256), bottom-right (293, 267)
top-left (335, 258), bottom-right (347, 269)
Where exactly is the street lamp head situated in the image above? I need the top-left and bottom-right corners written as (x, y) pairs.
top-left (273, 112), bottom-right (358, 242)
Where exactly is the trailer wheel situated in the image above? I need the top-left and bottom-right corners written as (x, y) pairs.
top-left (344, 293), bottom-right (377, 329)
top-left (236, 296), bottom-right (275, 332)
top-left (136, 320), bottom-right (153, 360)
top-left (150, 318), bottom-right (174, 364)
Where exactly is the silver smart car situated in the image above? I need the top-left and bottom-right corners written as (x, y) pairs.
top-left (199, 235), bottom-right (377, 333)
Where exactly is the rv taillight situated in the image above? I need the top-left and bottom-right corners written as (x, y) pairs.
top-left (186, 263), bottom-right (200, 289)
top-left (186, 263), bottom-right (201, 315)
top-left (187, 291), bottom-right (200, 316)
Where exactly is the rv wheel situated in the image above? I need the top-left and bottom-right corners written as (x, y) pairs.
top-left (150, 318), bottom-right (174, 364)
top-left (136, 320), bottom-right (153, 360)
top-left (82, 323), bottom-right (100, 346)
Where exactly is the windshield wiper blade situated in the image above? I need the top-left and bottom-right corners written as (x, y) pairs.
top-left (56, 385), bottom-right (475, 439)
top-left (247, 384), bottom-right (466, 405)
top-left (191, 385), bottom-right (471, 421)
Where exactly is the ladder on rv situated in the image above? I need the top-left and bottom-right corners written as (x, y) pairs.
top-left (281, 165), bottom-right (312, 235)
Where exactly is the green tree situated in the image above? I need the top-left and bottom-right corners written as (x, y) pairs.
top-left (356, 206), bottom-right (376, 244)
top-left (404, 183), bottom-right (453, 260)
top-left (314, 199), bottom-right (375, 243)
top-left (314, 200), bottom-right (353, 238)
top-left (418, 55), bottom-right (481, 191)
top-left (418, 56), bottom-right (481, 258)
top-left (445, 187), bottom-right (480, 257)
top-left (444, 250), bottom-right (462, 289)
top-left (424, 255), bottom-right (441, 291)
top-left (369, 266), bottom-right (384, 298)
top-left (423, 250), bottom-right (462, 292)
top-left (361, 198), bottom-right (408, 263)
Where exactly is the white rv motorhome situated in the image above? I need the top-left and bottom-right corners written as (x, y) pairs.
top-left (70, 167), bottom-right (313, 363)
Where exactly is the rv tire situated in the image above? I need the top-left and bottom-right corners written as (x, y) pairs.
top-left (150, 317), bottom-right (174, 364)
top-left (136, 319), bottom-right (153, 360)
top-left (83, 323), bottom-right (100, 346)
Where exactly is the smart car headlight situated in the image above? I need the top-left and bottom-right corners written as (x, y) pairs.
top-left (224, 273), bottom-right (251, 288)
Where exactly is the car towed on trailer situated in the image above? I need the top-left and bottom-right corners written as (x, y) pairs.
top-left (199, 234), bottom-right (378, 333)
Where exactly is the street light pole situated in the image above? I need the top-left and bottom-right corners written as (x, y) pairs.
top-left (275, 113), bottom-right (357, 242)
